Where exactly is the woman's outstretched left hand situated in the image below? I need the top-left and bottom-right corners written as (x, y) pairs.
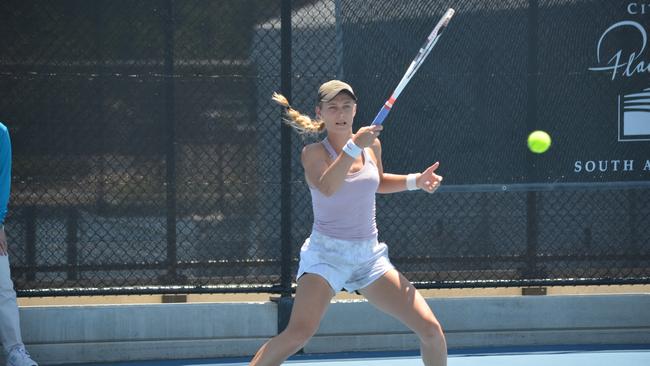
top-left (417, 162), bottom-right (443, 194)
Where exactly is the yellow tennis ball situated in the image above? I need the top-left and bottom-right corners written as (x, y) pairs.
top-left (527, 130), bottom-right (551, 154)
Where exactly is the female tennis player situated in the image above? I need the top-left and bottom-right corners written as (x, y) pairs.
top-left (249, 80), bottom-right (446, 366)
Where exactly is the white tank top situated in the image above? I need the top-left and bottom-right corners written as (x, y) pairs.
top-left (309, 138), bottom-right (379, 240)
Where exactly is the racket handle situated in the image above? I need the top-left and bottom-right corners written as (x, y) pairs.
top-left (371, 106), bottom-right (391, 125)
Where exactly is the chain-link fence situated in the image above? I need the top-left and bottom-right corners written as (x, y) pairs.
top-left (0, 0), bottom-right (648, 296)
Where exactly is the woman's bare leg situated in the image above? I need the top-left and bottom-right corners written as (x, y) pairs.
top-left (359, 269), bottom-right (447, 366)
top-left (249, 274), bottom-right (334, 366)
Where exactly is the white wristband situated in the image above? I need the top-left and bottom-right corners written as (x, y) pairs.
top-left (406, 173), bottom-right (419, 191)
top-left (342, 139), bottom-right (362, 158)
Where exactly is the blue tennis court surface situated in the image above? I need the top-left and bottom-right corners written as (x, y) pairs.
top-left (76, 345), bottom-right (650, 366)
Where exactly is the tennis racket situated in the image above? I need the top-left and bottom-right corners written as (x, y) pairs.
top-left (371, 8), bottom-right (455, 125)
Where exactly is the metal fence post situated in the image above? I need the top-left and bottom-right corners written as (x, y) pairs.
top-left (278, 0), bottom-right (294, 334)
top-left (163, 0), bottom-right (178, 281)
top-left (66, 207), bottom-right (79, 281)
top-left (24, 206), bottom-right (37, 282)
top-left (525, 0), bottom-right (540, 280)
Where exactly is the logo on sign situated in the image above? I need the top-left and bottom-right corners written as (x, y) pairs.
top-left (588, 20), bottom-right (650, 141)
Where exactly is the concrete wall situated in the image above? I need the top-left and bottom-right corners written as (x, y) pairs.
top-left (11, 294), bottom-right (650, 365)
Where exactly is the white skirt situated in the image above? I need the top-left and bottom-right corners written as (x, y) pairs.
top-left (297, 230), bottom-right (395, 293)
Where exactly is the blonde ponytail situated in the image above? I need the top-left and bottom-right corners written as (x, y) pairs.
top-left (272, 92), bottom-right (325, 134)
